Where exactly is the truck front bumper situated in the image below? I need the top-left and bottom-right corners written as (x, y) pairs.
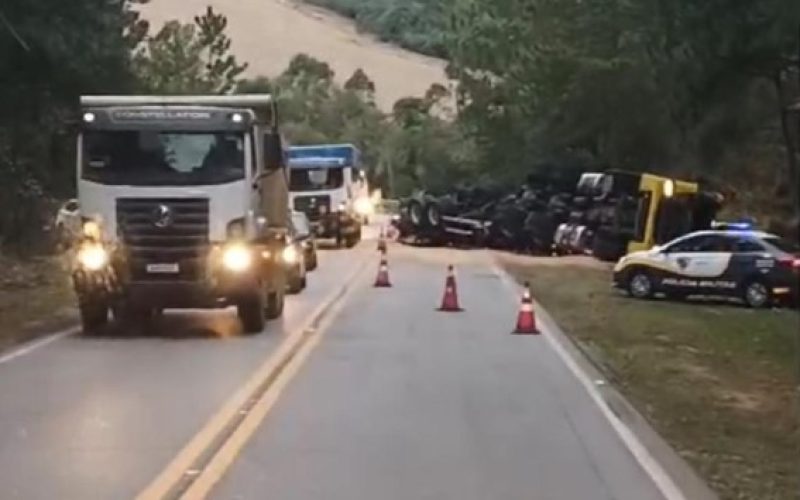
top-left (125, 274), bottom-right (259, 308)
top-left (72, 241), bottom-right (288, 309)
top-left (313, 212), bottom-right (360, 238)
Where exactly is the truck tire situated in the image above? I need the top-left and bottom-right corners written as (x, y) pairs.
top-left (424, 202), bottom-right (442, 228)
top-left (592, 227), bottom-right (625, 262)
top-left (288, 271), bottom-right (305, 294)
top-left (306, 251), bottom-right (318, 271)
top-left (345, 233), bottom-right (359, 248)
top-left (80, 300), bottom-right (108, 334)
top-left (265, 289), bottom-right (285, 320)
top-left (238, 292), bottom-right (266, 334)
top-left (408, 199), bottom-right (425, 228)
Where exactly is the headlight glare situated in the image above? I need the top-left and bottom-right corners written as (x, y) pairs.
top-left (354, 197), bottom-right (373, 216)
top-left (77, 244), bottom-right (108, 271)
top-left (282, 245), bottom-right (298, 264)
top-left (663, 179), bottom-right (675, 198)
top-left (82, 220), bottom-right (101, 240)
top-left (222, 244), bottom-right (252, 272)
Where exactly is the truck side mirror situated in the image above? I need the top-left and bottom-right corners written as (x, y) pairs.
top-left (263, 132), bottom-right (284, 171)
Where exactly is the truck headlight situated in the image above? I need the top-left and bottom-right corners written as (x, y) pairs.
top-left (82, 220), bottom-right (101, 240)
top-left (222, 244), bottom-right (252, 272)
top-left (282, 245), bottom-right (298, 264)
top-left (354, 197), bottom-right (373, 216)
top-left (77, 243), bottom-right (108, 271)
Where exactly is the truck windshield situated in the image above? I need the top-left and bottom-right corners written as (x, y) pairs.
top-left (81, 131), bottom-right (246, 186)
top-left (289, 168), bottom-right (344, 191)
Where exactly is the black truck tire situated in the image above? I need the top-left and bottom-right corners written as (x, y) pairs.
top-left (238, 292), bottom-right (266, 334)
top-left (265, 289), bottom-right (285, 320)
top-left (424, 202), bottom-right (442, 228)
top-left (408, 199), bottom-right (425, 228)
top-left (80, 300), bottom-right (108, 334)
top-left (592, 227), bottom-right (625, 262)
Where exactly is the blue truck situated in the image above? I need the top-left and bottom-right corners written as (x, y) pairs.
top-left (287, 144), bottom-right (369, 247)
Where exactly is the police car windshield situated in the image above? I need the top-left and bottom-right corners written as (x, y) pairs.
top-left (82, 131), bottom-right (245, 186)
top-left (763, 236), bottom-right (800, 254)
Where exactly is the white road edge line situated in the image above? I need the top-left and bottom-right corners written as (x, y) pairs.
top-left (0, 327), bottom-right (78, 365)
top-left (491, 261), bottom-right (687, 500)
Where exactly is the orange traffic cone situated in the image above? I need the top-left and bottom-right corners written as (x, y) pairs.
top-left (437, 265), bottom-right (463, 312)
top-left (374, 254), bottom-right (392, 287)
top-left (513, 282), bottom-right (539, 335)
top-left (377, 226), bottom-right (387, 253)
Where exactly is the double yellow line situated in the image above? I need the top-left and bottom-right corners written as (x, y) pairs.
top-left (137, 260), bottom-right (369, 500)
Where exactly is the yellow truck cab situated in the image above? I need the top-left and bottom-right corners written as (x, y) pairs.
top-left (589, 170), bottom-right (723, 261)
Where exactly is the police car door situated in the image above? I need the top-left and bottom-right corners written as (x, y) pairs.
top-left (662, 234), bottom-right (732, 291)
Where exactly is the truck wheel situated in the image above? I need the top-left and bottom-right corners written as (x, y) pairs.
top-left (265, 289), bottom-right (285, 320)
top-left (238, 292), bottom-right (266, 334)
top-left (80, 301), bottom-right (108, 334)
top-left (408, 200), bottom-right (424, 228)
top-left (306, 251), bottom-right (318, 271)
top-left (288, 272), bottom-right (304, 294)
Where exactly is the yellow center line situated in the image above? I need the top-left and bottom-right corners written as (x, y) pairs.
top-left (180, 286), bottom-right (351, 499)
top-left (136, 251), bottom-right (371, 500)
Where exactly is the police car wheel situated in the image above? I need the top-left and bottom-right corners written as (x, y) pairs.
top-left (743, 280), bottom-right (771, 308)
top-left (628, 271), bottom-right (654, 299)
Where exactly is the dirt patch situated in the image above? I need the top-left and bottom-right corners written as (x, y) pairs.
top-left (139, 0), bottom-right (451, 111)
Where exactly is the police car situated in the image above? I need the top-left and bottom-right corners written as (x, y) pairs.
top-left (613, 224), bottom-right (799, 308)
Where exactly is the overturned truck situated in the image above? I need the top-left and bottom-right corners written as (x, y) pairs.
top-left (393, 170), bottom-right (723, 262)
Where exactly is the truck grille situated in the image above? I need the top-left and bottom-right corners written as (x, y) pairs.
top-left (293, 195), bottom-right (331, 222)
top-left (116, 198), bottom-right (210, 282)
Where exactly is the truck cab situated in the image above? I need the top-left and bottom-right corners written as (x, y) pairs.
top-left (288, 144), bottom-right (368, 247)
top-left (591, 171), bottom-right (723, 260)
top-left (72, 95), bottom-right (291, 334)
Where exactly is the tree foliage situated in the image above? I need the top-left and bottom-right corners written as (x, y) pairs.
top-left (133, 6), bottom-right (247, 94)
top-left (446, 0), bottom-right (800, 222)
top-left (238, 53), bottom-right (474, 197)
top-left (0, 0), bottom-right (149, 250)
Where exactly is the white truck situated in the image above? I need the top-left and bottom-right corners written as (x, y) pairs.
top-left (72, 95), bottom-right (291, 334)
top-left (287, 144), bottom-right (371, 247)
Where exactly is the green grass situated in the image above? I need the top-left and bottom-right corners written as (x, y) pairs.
top-left (500, 257), bottom-right (800, 500)
top-left (0, 254), bottom-right (76, 351)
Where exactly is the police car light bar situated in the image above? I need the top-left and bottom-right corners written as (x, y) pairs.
top-left (711, 220), bottom-right (753, 231)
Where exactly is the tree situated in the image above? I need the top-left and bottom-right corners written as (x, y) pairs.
top-left (283, 53), bottom-right (334, 86)
top-left (0, 0), bottom-right (150, 250)
top-left (446, 0), bottom-right (800, 214)
top-left (133, 7), bottom-right (247, 94)
top-left (344, 68), bottom-right (376, 103)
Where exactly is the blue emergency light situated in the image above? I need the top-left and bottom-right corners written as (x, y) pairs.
top-left (711, 219), bottom-right (755, 231)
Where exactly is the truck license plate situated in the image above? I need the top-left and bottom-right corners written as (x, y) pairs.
top-left (146, 263), bottom-right (179, 274)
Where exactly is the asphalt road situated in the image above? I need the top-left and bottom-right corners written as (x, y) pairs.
top-left (206, 244), bottom-right (667, 500)
top-left (0, 240), bottom-right (371, 500)
top-left (0, 230), bottom-right (677, 500)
